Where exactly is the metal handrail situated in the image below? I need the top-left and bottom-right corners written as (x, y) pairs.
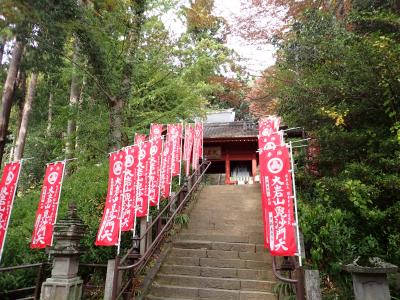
top-left (119, 162), bottom-right (209, 266)
top-left (0, 262), bottom-right (48, 300)
top-left (113, 161), bottom-right (211, 299)
top-left (0, 263), bottom-right (44, 272)
top-left (272, 256), bottom-right (305, 300)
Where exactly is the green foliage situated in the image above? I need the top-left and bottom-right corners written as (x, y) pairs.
top-left (272, 6), bottom-right (400, 297)
top-left (0, 0), bottom-right (241, 295)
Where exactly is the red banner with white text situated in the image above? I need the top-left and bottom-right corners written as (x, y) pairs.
top-left (167, 124), bottom-right (182, 176)
top-left (135, 142), bottom-right (150, 217)
top-left (148, 138), bottom-right (162, 207)
top-left (31, 161), bottom-right (65, 249)
top-left (183, 124), bottom-right (194, 176)
top-left (198, 122), bottom-right (203, 159)
top-left (121, 146), bottom-right (138, 231)
top-left (150, 124), bottom-right (163, 140)
top-left (135, 133), bottom-right (147, 145)
top-left (258, 116), bottom-right (281, 150)
top-left (0, 161), bottom-right (21, 260)
top-left (192, 123), bottom-right (202, 170)
top-left (259, 145), bottom-right (297, 256)
top-left (160, 139), bottom-right (172, 198)
top-left (95, 151), bottom-right (125, 246)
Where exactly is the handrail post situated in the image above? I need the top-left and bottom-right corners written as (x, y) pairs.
top-left (34, 263), bottom-right (45, 300)
top-left (295, 267), bottom-right (305, 300)
top-left (111, 256), bottom-right (120, 300)
top-left (186, 175), bottom-right (192, 192)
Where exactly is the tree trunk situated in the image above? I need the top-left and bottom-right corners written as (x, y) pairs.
top-left (110, 97), bottom-right (124, 150)
top-left (47, 91), bottom-right (53, 136)
top-left (108, 0), bottom-right (146, 149)
top-left (66, 41), bottom-right (80, 159)
top-left (0, 37), bottom-right (5, 66)
top-left (0, 41), bottom-right (24, 166)
top-left (13, 73), bottom-right (38, 161)
top-left (9, 71), bottom-right (27, 161)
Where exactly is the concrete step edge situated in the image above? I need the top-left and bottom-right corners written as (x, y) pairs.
top-left (161, 264), bottom-right (272, 272)
top-left (150, 283), bottom-right (275, 295)
top-left (157, 273), bottom-right (276, 284)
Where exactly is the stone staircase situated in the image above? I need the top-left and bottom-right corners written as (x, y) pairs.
top-left (145, 184), bottom-right (276, 300)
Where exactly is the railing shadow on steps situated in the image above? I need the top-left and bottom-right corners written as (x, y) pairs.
top-left (110, 160), bottom-right (211, 300)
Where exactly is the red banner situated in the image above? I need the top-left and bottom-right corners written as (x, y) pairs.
top-left (198, 122), bottom-right (204, 159)
top-left (258, 116), bottom-right (281, 150)
top-left (150, 124), bottom-right (163, 139)
top-left (192, 123), bottom-right (202, 170)
top-left (260, 145), bottom-right (297, 256)
top-left (135, 133), bottom-right (147, 145)
top-left (167, 124), bottom-right (183, 176)
top-left (31, 161), bottom-right (66, 249)
top-left (135, 141), bottom-right (150, 217)
top-left (0, 161), bottom-right (21, 260)
top-left (148, 138), bottom-right (162, 207)
top-left (183, 124), bottom-right (194, 176)
top-left (160, 139), bottom-right (172, 198)
top-left (95, 151), bottom-right (125, 246)
top-left (121, 146), bottom-right (138, 231)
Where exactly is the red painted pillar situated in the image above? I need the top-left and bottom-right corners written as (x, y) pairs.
top-left (252, 154), bottom-right (257, 178)
top-left (225, 154), bottom-right (230, 184)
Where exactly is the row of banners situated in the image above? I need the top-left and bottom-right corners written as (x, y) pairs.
top-left (0, 123), bottom-right (204, 261)
top-left (258, 116), bottom-right (300, 257)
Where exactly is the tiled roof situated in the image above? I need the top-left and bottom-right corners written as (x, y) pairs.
top-left (204, 122), bottom-right (257, 139)
top-left (204, 121), bottom-right (304, 140)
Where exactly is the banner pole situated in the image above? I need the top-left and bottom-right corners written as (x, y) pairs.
top-left (157, 136), bottom-right (164, 210)
top-left (289, 142), bottom-right (302, 267)
top-left (50, 160), bottom-right (67, 247)
top-left (178, 122), bottom-right (184, 186)
top-left (0, 160), bottom-right (23, 262)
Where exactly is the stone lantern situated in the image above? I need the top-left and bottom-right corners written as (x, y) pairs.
top-left (343, 256), bottom-right (398, 300)
top-left (40, 203), bottom-right (87, 300)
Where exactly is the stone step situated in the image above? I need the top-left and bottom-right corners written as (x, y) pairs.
top-left (160, 264), bottom-right (274, 280)
top-left (155, 274), bottom-right (275, 292)
top-left (169, 248), bottom-right (271, 262)
top-left (185, 224), bottom-right (264, 233)
top-left (177, 234), bottom-right (250, 244)
top-left (149, 284), bottom-right (276, 300)
top-left (165, 256), bottom-right (272, 269)
top-left (145, 296), bottom-right (192, 300)
top-left (173, 240), bottom-right (257, 252)
top-left (179, 232), bottom-right (265, 244)
top-left (174, 240), bottom-right (269, 255)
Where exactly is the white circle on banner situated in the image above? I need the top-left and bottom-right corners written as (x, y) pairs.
top-left (153, 128), bottom-right (160, 135)
top-left (267, 158), bottom-right (283, 174)
top-left (5, 171), bottom-right (14, 185)
top-left (113, 161), bottom-right (123, 175)
top-left (48, 171), bottom-right (59, 185)
top-left (150, 145), bottom-right (157, 156)
top-left (125, 155), bottom-right (134, 168)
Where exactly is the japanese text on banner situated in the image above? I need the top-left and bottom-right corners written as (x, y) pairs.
top-left (95, 151), bottom-right (125, 246)
top-left (31, 162), bottom-right (65, 249)
top-left (121, 146), bottom-right (138, 231)
top-left (0, 162), bottom-right (21, 260)
top-left (135, 142), bottom-right (150, 217)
